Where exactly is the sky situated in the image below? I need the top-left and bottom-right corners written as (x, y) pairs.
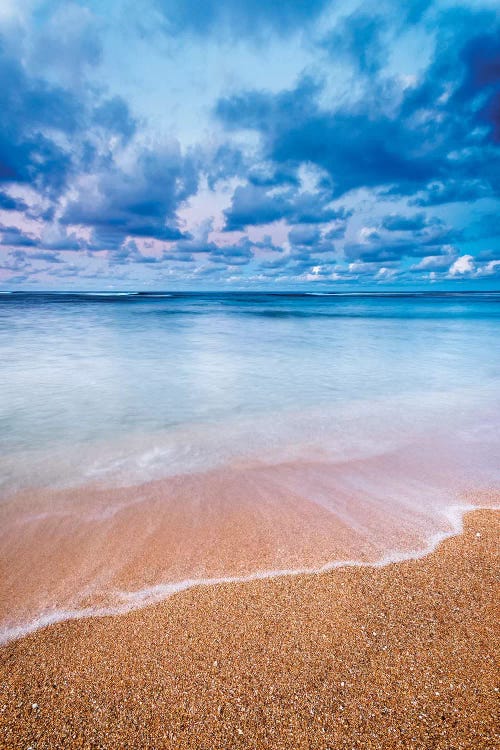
top-left (0, 0), bottom-right (499, 290)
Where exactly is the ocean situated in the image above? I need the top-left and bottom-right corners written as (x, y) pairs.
top-left (1, 291), bottom-right (499, 641)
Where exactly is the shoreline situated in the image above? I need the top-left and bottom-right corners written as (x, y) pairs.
top-left (2, 447), bottom-right (498, 646)
top-left (1, 505), bottom-right (498, 749)
top-left (0, 498), bottom-right (492, 647)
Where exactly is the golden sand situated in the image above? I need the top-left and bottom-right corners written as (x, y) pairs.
top-left (0, 507), bottom-right (498, 749)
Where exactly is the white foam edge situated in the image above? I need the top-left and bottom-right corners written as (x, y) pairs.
top-left (1, 501), bottom-right (496, 646)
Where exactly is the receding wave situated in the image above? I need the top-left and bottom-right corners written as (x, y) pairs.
top-left (0, 500), bottom-right (482, 647)
top-left (1, 417), bottom-right (498, 645)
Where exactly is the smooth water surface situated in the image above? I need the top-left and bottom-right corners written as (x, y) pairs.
top-left (1, 291), bottom-right (499, 492)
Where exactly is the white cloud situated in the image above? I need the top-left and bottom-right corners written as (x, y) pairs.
top-left (448, 254), bottom-right (475, 276)
top-left (476, 260), bottom-right (500, 278)
top-left (411, 253), bottom-right (456, 271)
top-left (376, 267), bottom-right (397, 279)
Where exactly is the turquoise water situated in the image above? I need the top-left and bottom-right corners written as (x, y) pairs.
top-left (1, 291), bottom-right (499, 492)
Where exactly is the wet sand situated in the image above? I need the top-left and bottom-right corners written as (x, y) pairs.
top-left (0, 453), bottom-right (478, 638)
top-left (1, 506), bottom-right (498, 749)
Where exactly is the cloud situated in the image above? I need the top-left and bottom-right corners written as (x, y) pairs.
top-left (0, 249), bottom-right (32, 272)
top-left (343, 212), bottom-right (459, 264)
top-left (217, 76), bottom-right (441, 198)
top-left (209, 238), bottom-right (254, 266)
top-left (26, 2), bottom-right (103, 86)
top-left (223, 181), bottom-right (349, 230)
top-left (448, 254), bottom-right (475, 276)
top-left (216, 14), bottom-right (500, 202)
top-left (155, 0), bottom-right (329, 39)
top-left (39, 230), bottom-right (86, 252)
top-left (288, 226), bottom-right (322, 247)
top-left (0, 191), bottom-right (27, 211)
top-left (108, 240), bottom-right (160, 265)
top-left (322, 11), bottom-right (386, 75)
top-left (62, 144), bottom-right (198, 246)
top-left (444, 253), bottom-right (500, 280)
top-left (0, 35), bottom-right (136, 195)
top-left (288, 225), bottom-right (338, 257)
top-left (31, 251), bottom-right (63, 263)
top-left (0, 225), bottom-right (37, 247)
top-left (381, 213), bottom-right (434, 232)
top-left (410, 252), bottom-right (457, 272)
top-left (0, 46), bottom-right (75, 189)
top-left (92, 97), bottom-right (137, 143)
top-left (478, 260), bottom-right (500, 278)
top-left (1, 1), bottom-right (500, 289)
top-left (457, 26), bottom-right (500, 143)
top-left (409, 180), bottom-right (492, 206)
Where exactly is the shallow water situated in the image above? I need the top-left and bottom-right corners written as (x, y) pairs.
top-left (0, 291), bottom-right (499, 641)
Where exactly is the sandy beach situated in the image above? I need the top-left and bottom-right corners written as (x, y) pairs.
top-left (1, 0), bottom-right (500, 742)
top-left (1, 505), bottom-right (498, 749)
